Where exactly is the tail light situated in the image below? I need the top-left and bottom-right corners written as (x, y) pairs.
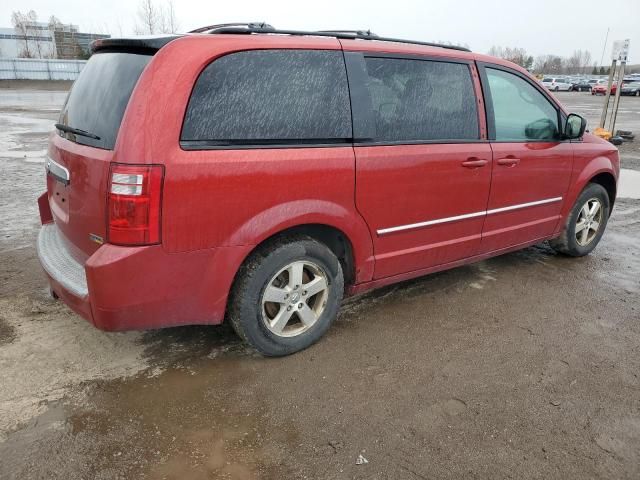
top-left (107, 163), bottom-right (164, 246)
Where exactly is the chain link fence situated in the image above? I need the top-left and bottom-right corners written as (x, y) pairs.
top-left (0, 58), bottom-right (86, 80)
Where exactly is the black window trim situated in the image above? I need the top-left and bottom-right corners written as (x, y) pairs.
top-left (180, 139), bottom-right (353, 150)
top-left (345, 51), bottom-right (483, 146)
top-left (476, 61), bottom-right (569, 143)
top-left (179, 48), bottom-right (354, 151)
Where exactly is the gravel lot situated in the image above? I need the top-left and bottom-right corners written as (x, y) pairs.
top-left (0, 86), bottom-right (639, 479)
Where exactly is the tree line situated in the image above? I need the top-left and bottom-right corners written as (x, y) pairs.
top-left (487, 46), bottom-right (614, 75)
top-left (134, 0), bottom-right (179, 35)
top-left (5, 7), bottom-right (632, 73)
top-left (10, 10), bottom-right (60, 58)
top-left (8, 1), bottom-right (179, 59)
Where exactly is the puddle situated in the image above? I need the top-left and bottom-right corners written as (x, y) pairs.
top-left (0, 350), bottom-right (293, 479)
top-left (0, 294), bottom-right (150, 442)
top-left (618, 169), bottom-right (640, 199)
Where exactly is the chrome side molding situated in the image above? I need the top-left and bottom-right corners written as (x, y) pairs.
top-left (377, 197), bottom-right (563, 235)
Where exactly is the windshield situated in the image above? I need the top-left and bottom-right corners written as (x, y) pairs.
top-left (57, 52), bottom-right (151, 150)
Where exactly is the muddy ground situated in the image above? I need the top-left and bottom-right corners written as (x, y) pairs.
top-left (0, 87), bottom-right (639, 479)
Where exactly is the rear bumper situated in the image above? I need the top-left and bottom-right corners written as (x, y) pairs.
top-left (37, 224), bottom-right (88, 297)
top-left (36, 222), bottom-right (253, 331)
top-left (37, 224), bottom-right (93, 321)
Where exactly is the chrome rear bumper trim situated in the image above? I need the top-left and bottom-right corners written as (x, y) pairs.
top-left (37, 223), bottom-right (88, 297)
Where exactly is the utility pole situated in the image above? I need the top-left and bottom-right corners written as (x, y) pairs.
top-left (599, 27), bottom-right (610, 69)
top-left (596, 39), bottom-right (630, 140)
top-left (609, 59), bottom-right (626, 135)
top-left (599, 59), bottom-right (616, 129)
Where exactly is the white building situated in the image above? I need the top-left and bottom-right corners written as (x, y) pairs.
top-left (0, 21), bottom-right (108, 59)
top-left (0, 22), bottom-right (56, 58)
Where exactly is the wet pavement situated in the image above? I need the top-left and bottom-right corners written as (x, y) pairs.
top-left (0, 86), bottom-right (639, 479)
top-left (553, 91), bottom-right (640, 171)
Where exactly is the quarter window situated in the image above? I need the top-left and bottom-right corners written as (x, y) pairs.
top-left (181, 50), bottom-right (352, 145)
top-left (362, 57), bottom-right (479, 142)
top-left (485, 68), bottom-right (559, 141)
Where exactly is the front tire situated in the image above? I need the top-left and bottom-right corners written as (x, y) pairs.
top-left (550, 183), bottom-right (610, 256)
top-left (228, 235), bottom-right (344, 356)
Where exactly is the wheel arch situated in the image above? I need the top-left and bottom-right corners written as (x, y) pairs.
top-left (556, 157), bottom-right (618, 236)
top-left (588, 171), bottom-right (617, 213)
top-left (259, 223), bottom-right (359, 286)
top-left (228, 221), bottom-right (373, 301)
top-left (223, 199), bottom-right (375, 282)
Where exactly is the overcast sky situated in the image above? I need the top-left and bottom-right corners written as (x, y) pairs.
top-left (1, 0), bottom-right (638, 64)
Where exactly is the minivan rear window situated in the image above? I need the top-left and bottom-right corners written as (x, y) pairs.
top-left (181, 50), bottom-right (352, 147)
top-left (57, 52), bottom-right (151, 150)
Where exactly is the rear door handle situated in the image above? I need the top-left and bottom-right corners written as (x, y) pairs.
top-left (461, 158), bottom-right (488, 168)
top-left (497, 157), bottom-right (521, 167)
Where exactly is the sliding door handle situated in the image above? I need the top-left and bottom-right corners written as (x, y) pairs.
top-left (497, 157), bottom-right (521, 166)
top-left (461, 158), bottom-right (488, 168)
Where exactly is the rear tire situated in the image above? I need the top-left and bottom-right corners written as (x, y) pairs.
top-left (227, 235), bottom-right (344, 356)
top-left (550, 183), bottom-right (610, 257)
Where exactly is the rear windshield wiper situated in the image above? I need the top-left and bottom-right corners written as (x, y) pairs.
top-left (55, 123), bottom-right (101, 140)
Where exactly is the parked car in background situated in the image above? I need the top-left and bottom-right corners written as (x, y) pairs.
top-left (541, 77), bottom-right (573, 91)
top-left (621, 82), bottom-right (640, 96)
top-left (592, 80), bottom-right (617, 95)
top-left (569, 78), bottom-right (591, 91)
top-left (37, 26), bottom-right (619, 356)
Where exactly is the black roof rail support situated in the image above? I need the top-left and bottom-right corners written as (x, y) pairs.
top-left (189, 22), bottom-right (274, 34)
top-left (316, 29), bottom-right (378, 37)
top-left (206, 26), bottom-right (471, 52)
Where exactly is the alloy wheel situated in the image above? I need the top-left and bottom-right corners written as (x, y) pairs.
top-left (261, 260), bottom-right (330, 337)
top-left (575, 197), bottom-right (603, 246)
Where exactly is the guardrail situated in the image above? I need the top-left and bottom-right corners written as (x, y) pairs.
top-left (0, 58), bottom-right (86, 80)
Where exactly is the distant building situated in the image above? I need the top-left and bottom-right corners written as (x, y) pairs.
top-left (0, 21), bottom-right (109, 59)
top-left (51, 24), bottom-right (109, 59)
top-left (0, 23), bottom-right (56, 58)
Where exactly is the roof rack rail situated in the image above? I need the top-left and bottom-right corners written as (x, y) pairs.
top-left (204, 25), bottom-right (471, 52)
top-left (189, 22), bottom-right (274, 34)
top-left (316, 29), bottom-right (378, 37)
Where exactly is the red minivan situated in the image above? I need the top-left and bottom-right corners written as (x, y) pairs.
top-left (37, 25), bottom-right (619, 356)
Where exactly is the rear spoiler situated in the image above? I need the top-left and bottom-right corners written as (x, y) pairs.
top-left (90, 35), bottom-right (183, 54)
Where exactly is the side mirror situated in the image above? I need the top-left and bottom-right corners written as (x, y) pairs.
top-left (564, 113), bottom-right (587, 139)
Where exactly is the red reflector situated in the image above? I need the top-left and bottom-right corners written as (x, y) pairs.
top-left (107, 163), bottom-right (163, 246)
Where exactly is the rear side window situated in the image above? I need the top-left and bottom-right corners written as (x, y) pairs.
top-left (485, 68), bottom-right (559, 141)
top-left (181, 50), bottom-right (352, 146)
top-left (58, 52), bottom-right (151, 150)
top-left (362, 57), bottom-right (479, 142)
